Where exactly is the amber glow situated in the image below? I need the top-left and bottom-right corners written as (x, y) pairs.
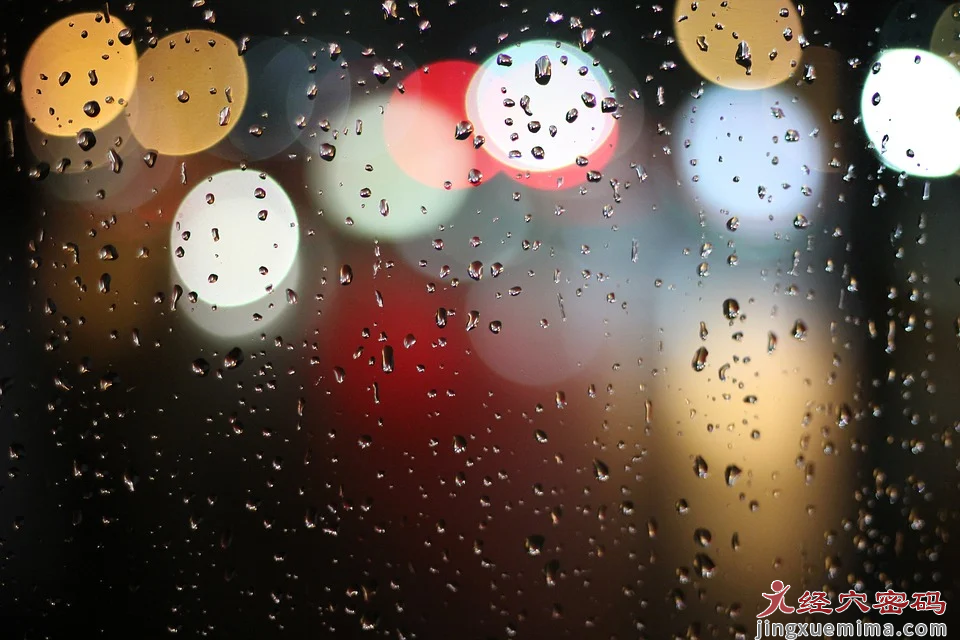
top-left (674, 0), bottom-right (804, 90)
top-left (20, 13), bottom-right (138, 136)
top-left (126, 30), bottom-right (249, 156)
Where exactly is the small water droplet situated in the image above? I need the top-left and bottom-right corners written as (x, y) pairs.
top-left (192, 358), bottom-right (211, 377)
top-left (692, 346), bottom-right (708, 371)
top-left (224, 347), bottom-right (244, 369)
top-left (593, 458), bottom-right (610, 481)
top-left (455, 120), bottom-right (474, 140)
top-left (319, 143), bottom-right (336, 160)
top-left (534, 55), bottom-right (552, 85)
top-left (693, 455), bottom-right (708, 478)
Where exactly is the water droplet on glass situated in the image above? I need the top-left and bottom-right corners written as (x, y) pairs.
top-left (722, 298), bottom-right (740, 320)
top-left (724, 464), bottom-right (742, 486)
top-left (339, 264), bottom-right (353, 285)
top-left (534, 55), bottom-right (552, 85)
top-left (319, 143), bottom-right (336, 160)
top-left (593, 458), bottom-right (610, 481)
top-left (735, 41), bottom-right (752, 74)
top-left (692, 346), bottom-right (708, 372)
top-left (465, 310), bottom-right (480, 331)
top-left (77, 129), bottom-right (96, 151)
top-left (693, 553), bottom-right (716, 578)
top-left (455, 120), bottom-right (474, 140)
top-left (693, 455), bottom-right (709, 478)
top-left (224, 347), bottom-right (244, 369)
top-left (192, 358), bottom-right (211, 377)
top-left (525, 534), bottom-right (545, 555)
top-left (107, 149), bottom-right (122, 174)
top-left (792, 319), bottom-right (807, 340)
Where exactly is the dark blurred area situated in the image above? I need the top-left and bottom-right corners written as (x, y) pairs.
top-left (0, 0), bottom-right (958, 638)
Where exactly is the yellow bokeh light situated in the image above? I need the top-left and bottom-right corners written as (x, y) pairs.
top-left (674, 0), bottom-right (804, 90)
top-left (21, 12), bottom-right (138, 137)
top-left (126, 30), bottom-right (248, 156)
top-left (931, 4), bottom-right (960, 66)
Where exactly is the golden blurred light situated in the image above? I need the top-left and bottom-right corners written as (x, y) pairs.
top-left (674, 0), bottom-right (804, 90)
top-left (930, 3), bottom-right (960, 66)
top-left (21, 12), bottom-right (138, 136)
top-left (861, 48), bottom-right (960, 178)
top-left (649, 264), bottom-right (859, 593)
top-left (127, 30), bottom-right (249, 156)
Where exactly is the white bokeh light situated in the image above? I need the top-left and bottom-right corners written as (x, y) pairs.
top-left (861, 48), bottom-right (960, 177)
top-left (171, 169), bottom-right (300, 307)
top-left (308, 98), bottom-right (471, 241)
top-left (466, 40), bottom-right (617, 173)
top-left (674, 85), bottom-right (826, 235)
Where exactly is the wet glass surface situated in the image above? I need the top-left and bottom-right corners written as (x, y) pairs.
top-left (0, 0), bottom-right (957, 637)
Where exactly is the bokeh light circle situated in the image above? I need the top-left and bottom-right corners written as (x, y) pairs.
top-left (384, 60), bottom-right (500, 189)
top-left (127, 30), bottom-right (249, 156)
top-left (674, 0), bottom-right (804, 90)
top-left (931, 3), bottom-right (960, 65)
top-left (466, 40), bottom-right (618, 180)
top-left (674, 85), bottom-right (826, 235)
top-left (21, 12), bottom-right (138, 136)
top-left (170, 169), bottom-right (300, 307)
top-left (860, 48), bottom-right (960, 177)
top-left (179, 265), bottom-right (302, 337)
top-left (308, 98), bottom-right (471, 241)
top-left (223, 37), bottom-right (351, 161)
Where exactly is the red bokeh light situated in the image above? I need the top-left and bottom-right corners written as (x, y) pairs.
top-left (383, 60), bottom-right (501, 190)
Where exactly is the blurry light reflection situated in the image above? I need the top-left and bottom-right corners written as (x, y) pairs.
top-left (465, 40), bottom-right (619, 187)
top-left (385, 60), bottom-right (500, 189)
top-left (20, 12), bottom-right (138, 137)
top-left (170, 169), bottom-right (300, 308)
top-left (673, 0), bottom-right (804, 90)
top-left (860, 48), bottom-right (960, 177)
top-left (308, 98), bottom-right (470, 241)
top-left (127, 30), bottom-right (249, 157)
top-left (674, 85), bottom-right (826, 236)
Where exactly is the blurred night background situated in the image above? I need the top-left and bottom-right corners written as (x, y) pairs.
top-left (0, 0), bottom-right (958, 637)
